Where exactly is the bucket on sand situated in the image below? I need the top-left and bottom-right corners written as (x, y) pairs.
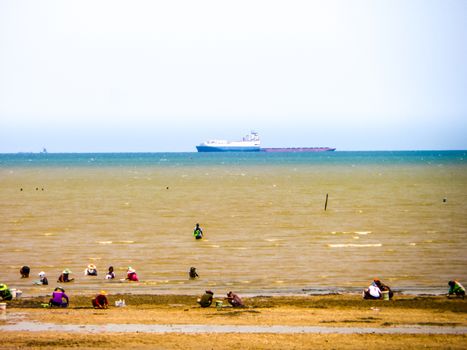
top-left (381, 291), bottom-right (390, 301)
top-left (215, 300), bottom-right (223, 310)
top-left (0, 303), bottom-right (6, 311)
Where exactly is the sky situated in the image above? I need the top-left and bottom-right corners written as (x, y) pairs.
top-left (0, 0), bottom-right (466, 152)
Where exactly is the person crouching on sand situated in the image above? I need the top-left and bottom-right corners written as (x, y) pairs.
top-left (92, 290), bottom-right (109, 309)
top-left (126, 267), bottom-right (139, 281)
top-left (373, 279), bottom-right (393, 299)
top-left (447, 280), bottom-right (465, 298)
top-left (362, 280), bottom-right (382, 299)
top-left (49, 287), bottom-right (69, 307)
top-left (57, 269), bottom-right (74, 283)
top-left (197, 290), bottom-right (213, 307)
top-left (0, 284), bottom-right (13, 301)
top-left (227, 291), bottom-right (244, 307)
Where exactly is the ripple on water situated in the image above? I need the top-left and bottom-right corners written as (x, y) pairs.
top-left (327, 243), bottom-right (382, 248)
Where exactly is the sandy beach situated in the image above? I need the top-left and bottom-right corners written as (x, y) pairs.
top-left (1, 294), bottom-right (466, 349)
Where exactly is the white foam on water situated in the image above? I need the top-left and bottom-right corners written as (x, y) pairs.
top-left (328, 243), bottom-right (382, 248)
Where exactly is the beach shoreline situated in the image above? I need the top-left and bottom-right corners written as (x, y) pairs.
top-left (1, 293), bottom-right (466, 349)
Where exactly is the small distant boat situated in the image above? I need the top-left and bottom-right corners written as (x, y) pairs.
top-left (196, 131), bottom-right (261, 152)
top-left (41, 148), bottom-right (48, 154)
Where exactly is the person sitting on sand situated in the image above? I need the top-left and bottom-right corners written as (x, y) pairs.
top-left (226, 291), bottom-right (244, 307)
top-left (0, 284), bottom-right (13, 301)
top-left (193, 223), bottom-right (203, 240)
top-left (447, 280), bottom-right (465, 298)
top-left (49, 287), bottom-right (69, 307)
top-left (92, 290), bottom-right (109, 309)
top-left (20, 266), bottom-right (30, 278)
top-left (126, 267), bottom-right (139, 281)
top-left (106, 266), bottom-right (115, 280)
top-left (374, 279), bottom-right (393, 299)
top-left (57, 269), bottom-right (74, 283)
top-left (362, 280), bottom-right (382, 299)
top-left (34, 271), bottom-right (48, 285)
top-left (84, 264), bottom-right (98, 276)
top-left (189, 267), bottom-right (199, 279)
top-left (197, 290), bottom-right (213, 307)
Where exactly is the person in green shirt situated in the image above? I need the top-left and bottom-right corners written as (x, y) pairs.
top-left (197, 290), bottom-right (213, 307)
top-left (447, 280), bottom-right (465, 298)
top-left (193, 223), bottom-right (203, 240)
top-left (0, 283), bottom-right (13, 301)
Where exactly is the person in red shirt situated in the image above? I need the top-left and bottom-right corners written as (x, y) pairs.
top-left (92, 291), bottom-right (109, 309)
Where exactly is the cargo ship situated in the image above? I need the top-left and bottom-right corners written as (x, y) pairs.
top-left (196, 131), bottom-right (335, 152)
top-left (196, 131), bottom-right (261, 152)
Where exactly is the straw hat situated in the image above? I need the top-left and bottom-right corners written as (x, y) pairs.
top-left (88, 264), bottom-right (96, 269)
top-left (99, 290), bottom-right (107, 295)
top-left (127, 267), bottom-right (136, 273)
top-left (38, 271), bottom-right (46, 277)
top-left (63, 268), bottom-right (72, 274)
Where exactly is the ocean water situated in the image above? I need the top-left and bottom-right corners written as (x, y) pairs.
top-left (1, 151), bottom-right (466, 297)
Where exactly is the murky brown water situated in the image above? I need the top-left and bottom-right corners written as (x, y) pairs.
top-left (1, 159), bottom-right (466, 296)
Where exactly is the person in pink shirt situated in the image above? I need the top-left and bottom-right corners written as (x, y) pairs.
top-left (126, 267), bottom-right (139, 281)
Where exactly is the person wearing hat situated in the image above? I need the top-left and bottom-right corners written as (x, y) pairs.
top-left (34, 271), bottom-right (49, 285)
top-left (126, 267), bottom-right (139, 281)
top-left (197, 290), bottom-right (213, 307)
top-left (0, 283), bottom-right (13, 301)
top-left (362, 279), bottom-right (382, 299)
top-left (92, 290), bottom-right (109, 309)
top-left (49, 287), bottom-right (69, 307)
top-left (84, 264), bottom-right (98, 276)
top-left (57, 269), bottom-right (74, 283)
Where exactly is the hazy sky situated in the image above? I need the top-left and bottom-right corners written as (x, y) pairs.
top-left (1, 0), bottom-right (466, 152)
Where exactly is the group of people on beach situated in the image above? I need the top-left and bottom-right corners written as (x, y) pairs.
top-left (361, 278), bottom-right (465, 300)
top-left (197, 290), bottom-right (245, 308)
top-left (47, 286), bottom-right (108, 309)
top-left (17, 265), bottom-right (140, 285)
top-left (2, 224), bottom-right (465, 308)
top-left (0, 265), bottom-right (140, 306)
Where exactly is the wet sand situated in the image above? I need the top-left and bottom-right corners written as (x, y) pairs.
top-left (1, 294), bottom-right (466, 349)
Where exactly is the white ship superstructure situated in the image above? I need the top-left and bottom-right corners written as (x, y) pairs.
top-left (196, 131), bottom-right (260, 152)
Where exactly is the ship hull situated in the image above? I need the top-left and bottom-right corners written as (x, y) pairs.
top-left (196, 145), bottom-right (261, 152)
top-left (261, 147), bottom-right (336, 152)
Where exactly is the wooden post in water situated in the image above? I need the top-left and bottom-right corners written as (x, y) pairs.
top-left (324, 193), bottom-right (329, 211)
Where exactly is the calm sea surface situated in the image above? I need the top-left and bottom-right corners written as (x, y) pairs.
top-left (1, 151), bottom-right (466, 297)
